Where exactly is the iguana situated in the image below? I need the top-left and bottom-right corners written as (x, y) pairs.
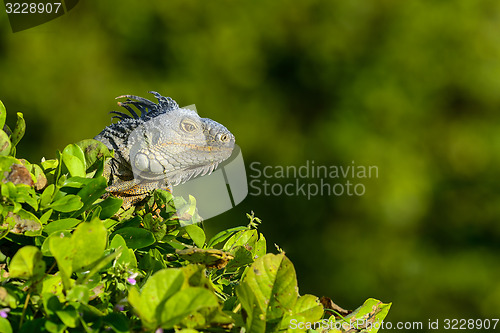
top-left (94, 91), bottom-right (235, 209)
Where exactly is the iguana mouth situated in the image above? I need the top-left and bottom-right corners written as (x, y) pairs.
top-left (159, 142), bottom-right (234, 151)
top-left (130, 162), bottom-right (220, 185)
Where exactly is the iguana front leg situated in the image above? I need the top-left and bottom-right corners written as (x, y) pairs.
top-left (106, 179), bottom-right (171, 210)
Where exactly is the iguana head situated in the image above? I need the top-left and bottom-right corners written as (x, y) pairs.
top-left (96, 91), bottom-right (235, 187)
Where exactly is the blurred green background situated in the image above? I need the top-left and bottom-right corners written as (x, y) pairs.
top-left (2, 0), bottom-right (500, 330)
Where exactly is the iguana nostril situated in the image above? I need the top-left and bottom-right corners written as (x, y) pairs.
top-left (135, 153), bottom-right (149, 172)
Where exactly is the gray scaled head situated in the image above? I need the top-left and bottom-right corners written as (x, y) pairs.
top-left (124, 92), bottom-right (235, 187)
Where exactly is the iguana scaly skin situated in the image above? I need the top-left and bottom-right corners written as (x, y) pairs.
top-left (94, 91), bottom-right (235, 209)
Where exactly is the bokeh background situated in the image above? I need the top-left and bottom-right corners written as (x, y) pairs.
top-left (2, 1), bottom-right (500, 330)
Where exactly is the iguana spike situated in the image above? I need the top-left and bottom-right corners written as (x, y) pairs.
top-left (149, 91), bottom-right (179, 112)
top-left (117, 103), bottom-right (140, 119)
top-left (126, 101), bottom-right (154, 118)
top-left (110, 111), bottom-right (132, 121)
top-left (114, 92), bottom-right (180, 120)
top-left (116, 99), bottom-right (154, 119)
top-left (116, 94), bottom-right (156, 105)
top-left (116, 95), bottom-right (158, 111)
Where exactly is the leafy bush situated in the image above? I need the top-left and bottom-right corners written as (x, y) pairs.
top-left (0, 100), bottom-right (389, 332)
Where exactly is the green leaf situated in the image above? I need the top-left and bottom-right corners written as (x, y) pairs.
top-left (178, 195), bottom-right (201, 226)
top-left (43, 294), bottom-right (62, 316)
top-left (97, 196), bottom-right (123, 219)
top-left (49, 234), bottom-right (73, 290)
top-left (39, 184), bottom-right (56, 208)
top-left (103, 313), bottom-right (129, 333)
top-left (206, 226), bottom-right (247, 248)
top-left (185, 224), bottom-right (205, 248)
top-left (340, 298), bottom-right (392, 333)
top-left (47, 194), bottom-right (84, 213)
top-left (280, 294), bottom-right (324, 330)
top-left (9, 245), bottom-right (46, 280)
top-left (41, 275), bottom-right (64, 299)
top-left (41, 158), bottom-right (58, 170)
top-left (0, 156), bottom-right (24, 181)
top-left (10, 112), bottom-right (25, 151)
top-left (180, 264), bottom-right (211, 288)
top-left (224, 229), bottom-right (267, 260)
top-left (153, 189), bottom-right (174, 206)
top-left (128, 268), bottom-right (185, 328)
top-left (62, 144), bottom-right (86, 178)
top-left (0, 286), bottom-right (18, 308)
top-left (110, 234), bottom-right (136, 267)
top-left (62, 176), bottom-right (93, 188)
top-left (236, 253), bottom-right (298, 331)
top-left (77, 249), bottom-right (121, 285)
top-left (76, 139), bottom-right (112, 171)
top-left (31, 163), bottom-right (47, 190)
top-left (39, 209), bottom-right (52, 225)
top-left (0, 130), bottom-right (11, 157)
top-left (63, 144), bottom-right (86, 166)
top-left (293, 295), bottom-right (323, 321)
top-left (71, 218), bottom-right (107, 272)
top-left (110, 234), bottom-right (127, 250)
top-left (0, 317), bottom-right (12, 333)
top-left (43, 319), bottom-right (66, 332)
top-left (71, 176), bottom-right (107, 217)
top-left (224, 229), bottom-right (259, 250)
top-left (103, 218), bottom-right (119, 230)
top-left (42, 230), bottom-right (71, 256)
top-left (111, 227), bottom-right (155, 249)
top-left (159, 287), bottom-right (219, 329)
top-left (0, 100), bottom-right (6, 129)
top-left (225, 246), bottom-right (254, 271)
top-left (0, 228), bottom-right (9, 241)
top-left (16, 186), bottom-right (38, 210)
top-left (138, 248), bottom-right (167, 273)
top-left (4, 209), bottom-right (42, 236)
top-left (1, 182), bottom-right (16, 201)
top-left (43, 218), bottom-right (81, 235)
top-left (66, 285), bottom-right (90, 303)
top-left (56, 304), bottom-right (78, 328)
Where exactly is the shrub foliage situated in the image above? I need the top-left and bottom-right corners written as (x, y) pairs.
top-left (0, 100), bottom-right (389, 332)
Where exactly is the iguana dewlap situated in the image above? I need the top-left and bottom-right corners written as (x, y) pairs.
top-left (94, 91), bottom-right (235, 209)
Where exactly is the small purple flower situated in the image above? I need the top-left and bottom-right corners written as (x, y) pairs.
top-left (0, 308), bottom-right (10, 318)
top-left (114, 304), bottom-right (125, 312)
top-left (127, 272), bottom-right (138, 285)
top-left (155, 328), bottom-right (163, 333)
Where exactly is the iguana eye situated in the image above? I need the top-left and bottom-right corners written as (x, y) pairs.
top-left (180, 119), bottom-right (198, 133)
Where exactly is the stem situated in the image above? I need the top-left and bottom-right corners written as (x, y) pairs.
top-left (19, 291), bottom-right (31, 330)
top-left (46, 261), bottom-right (57, 275)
